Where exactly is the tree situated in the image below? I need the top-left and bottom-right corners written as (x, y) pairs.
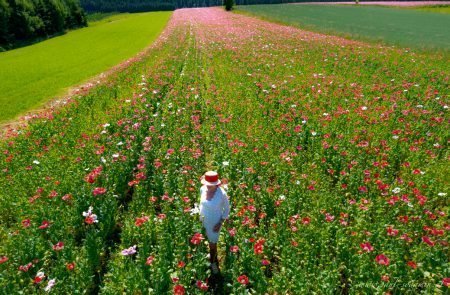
top-left (224, 0), bottom-right (233, 11)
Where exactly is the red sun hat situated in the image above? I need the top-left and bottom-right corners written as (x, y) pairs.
top-left (201, 171), bottom-right (221, 186)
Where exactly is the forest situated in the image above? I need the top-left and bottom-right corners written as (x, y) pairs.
top-left (0, 0), bottom-right (86, 50)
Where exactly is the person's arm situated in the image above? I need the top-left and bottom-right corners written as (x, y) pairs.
top-left (221, 190), bottom-right (230, 222)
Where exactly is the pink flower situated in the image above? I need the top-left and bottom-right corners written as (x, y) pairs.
top-left (19, 262), bottom-right (33, 272)
top-left (92, 187), bottom-right (107, 196)
top-left (146, 256), bottom-right (155, 266)
top-left (442, 278), bottom-right (450, 287)
top-left (325, 213), bottom-right (335, 222)
top-left (0, 256), bottom-right (8, 264)
top-left (22, 219), bottom-right (31, 228)
top-left (190, 233), bottom-right (204, 245)
top-left (38, 220), bottom-right (50, 229)
top-left (261, 259), bottom-right (270, 265)
top-left (230, 245), bottom-right (239, 253)
top-left (53, 241), bottom-right (64, 251)
top-left (83, 206), bottom-right (99, 224)
top-left (360, 242), bottom-right (374, 252)
top-left (196, 280), bottom-right (208, 291)
top-left (302, 217), bottom-right (311, 225)
top-left (121, 245), bottom-right (137, 256)
top-left (375, 254), bottom-right (390, 266)
top-left (422, 236), bottom-right (435, 247)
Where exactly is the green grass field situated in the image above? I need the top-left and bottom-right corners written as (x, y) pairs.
top-left (411, 5), bottom-right (450, 14)
top-left (0, 11), bottom-right (171, 124)
top-left (238, 4), bottom-right (450, 52)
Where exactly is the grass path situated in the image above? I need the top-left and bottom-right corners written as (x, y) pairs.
top-left (0, 12), bottom-right (171, 124)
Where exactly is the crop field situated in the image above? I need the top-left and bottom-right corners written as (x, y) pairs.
top-left (238, 4), bottom-right (450, 51)
top-left (0, 7), bottom-right (449, 294)
top-left (0, 12), bottom-right (171, 124)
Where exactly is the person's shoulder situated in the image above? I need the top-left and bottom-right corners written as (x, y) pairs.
top-left (219, 187), bottom-right (228, 197)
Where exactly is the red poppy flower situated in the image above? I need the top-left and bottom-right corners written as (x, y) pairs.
top-left (360, 242), bottom-right (374, 252)
top-left (53, 241), bottom-right (64, 251)
top-left (146, 256), bottom-right (155, 266)
top-left (22, 219), bottom-right (31, 228)
top-left (407, 261), bottom-right (417, 269)
top-left (135, 216), bottom-right (149, 227)
top-left (177, 261), bottom-right (185, 268)
top-left (422, 236), bottom-right (435, 246)
top-left (230, 245), bottom-right (239, 253)
top-left (261, 259), bottom-right (270, 265)
top-left (237, 274), bottom-right (249, 285)
top-left (173, 284), bottom-right (185, 295)
top-left (190, 233), bottom-right (204, 245)
top-left (0, 256), bottom-right (8, 264)
top-left (92, 187), bottom-right (107, 196)
top-left (38, 220), bottom-right (50, 229)
top-left (375, 254), bottom-right (390, 266)
top-left (33, 272), bottom-right (45, 284)
top-left (196, 280), bottom-right (208, 291)
top-left (19, 262), bottom-right (33, 272)
top-left (443, 278), bottom-right (450, 287)
top-left (66, 262), bottom-right (75, 271)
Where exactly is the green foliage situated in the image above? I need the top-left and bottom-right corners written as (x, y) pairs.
top-left (224, 0), bottom-right (234, 11)
top-left (1, 0), bottom-right (87, 49)
top-left (0, 11), bottom-right (171, 122)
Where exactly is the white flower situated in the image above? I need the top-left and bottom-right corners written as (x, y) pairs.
top-left (103, 123), bottom-right (110, 128)
top-left (361, 106), bottom-right (367, 111)
top-left (279, 195), bottom-right (286, 200)
top-left (416, 105), bottom-right (423, 108)
top-left (33, 160), bottom-right (40, 165)
top-left (296, 180), bottom-right (300, 185)
top-left (438, 192), bottom-right (447, 197)
top-left (45, 279), bottom-right (56, 292)
top-left (222, 161), bottom-right (229, 166)
top-left (302, 120), bottom-right (307, 124)
top-left (112, 154), bottom-right (119, 158)
top-left (153, 90), bottom-right (158, 94)
top-left (125, 100), bottom-right (131, 103)
top-left (392, 187), bottom-right (401, 194)
top-left (101, 157), bottom-right (106, 164)
top-left (444, 105), bottom-right (448, 109)
top-left (392, 136), bottom-right (399, 140)
top-left (190, 203), bottom-right (200, 215)
top-left (323, 113), bottom-right (329, 116)
top-left (117, 142), bottom-right (123, 146)
top-left (311, 132), bottom-right (317, 136)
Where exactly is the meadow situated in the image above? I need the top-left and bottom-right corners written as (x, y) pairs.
top-left (0, 11), bottom-right (171, 124)
top-left (238, 4), bottom-right (450, 51)
top-left (0, 6), bottom-right (449, 294)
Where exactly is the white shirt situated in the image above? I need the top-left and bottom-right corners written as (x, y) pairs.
top-left (199, 186), bottom-right (230, 224)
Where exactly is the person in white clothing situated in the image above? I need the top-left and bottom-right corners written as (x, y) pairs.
top-left (199, 171), bottom-right (230, 274)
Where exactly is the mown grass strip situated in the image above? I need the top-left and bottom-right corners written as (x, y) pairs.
top-left (0, 11), bottom-right (171, 124)
top-left (237, 4), bottom-right (450, 52)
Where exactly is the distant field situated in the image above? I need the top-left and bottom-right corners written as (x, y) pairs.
top-left (412, 5), bottom-right (450, 14)
top-left (0, 12), bottom-right (171, 123)
top-left (238, 4), bottom-right (450, 51)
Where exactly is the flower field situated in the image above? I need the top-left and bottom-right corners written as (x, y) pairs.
top-left (0, 7), bottom-right (449, 294)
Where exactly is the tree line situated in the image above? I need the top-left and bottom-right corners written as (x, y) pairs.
top-left (79, 0), bottom-right (306, 12)
top-left (0, 0), bottom-right (86, 50)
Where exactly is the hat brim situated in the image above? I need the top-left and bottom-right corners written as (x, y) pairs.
top-left (201, 179), bottom-right (221, 186)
